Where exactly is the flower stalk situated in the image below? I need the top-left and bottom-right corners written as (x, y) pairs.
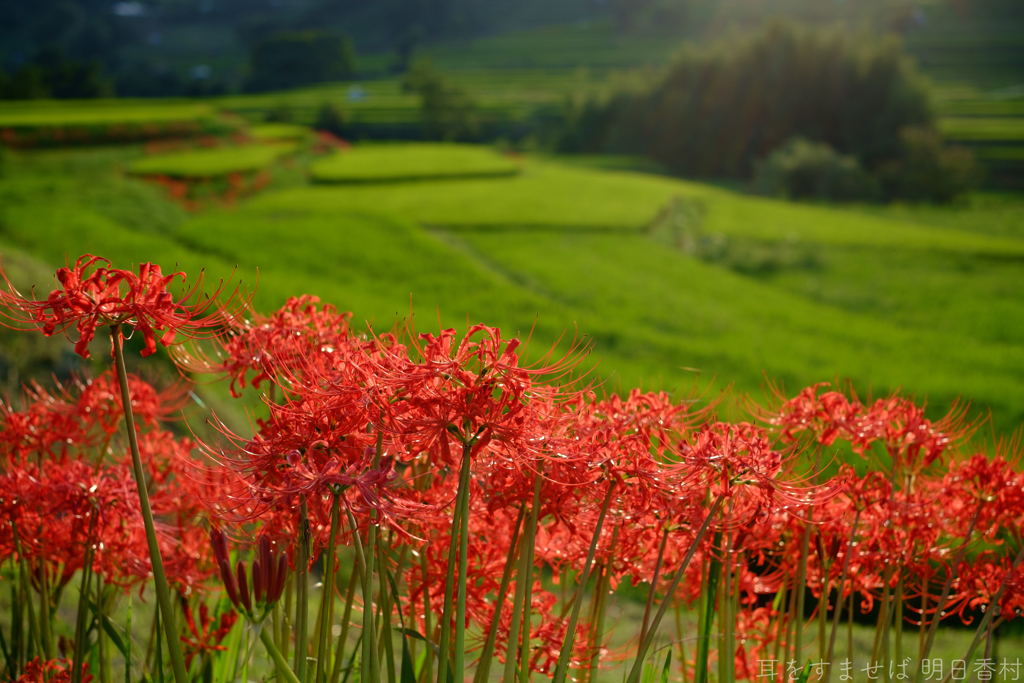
top-left (111, 325), bottom-right (189, 683)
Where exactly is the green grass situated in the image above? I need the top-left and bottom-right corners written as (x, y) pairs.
top-left (939, 116), bottom-right (1024, 142)
top-left (128, 142), bottom-right (296, 177)
top-left (0, 100), bottom-right (215, 127)
top-left (309, 143), bottom-right (521, 183)
top-left (247, 123), bottom-right (311, 141)
top-left (3, 145), bottom-right (1024, 437)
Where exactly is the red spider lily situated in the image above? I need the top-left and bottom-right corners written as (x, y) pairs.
top-left (944, 550), bottom-right (1024, 625)
top-left (210, 529), bottom-right (287, 622)
top-left (763, 381), bottom-right (974, 474)
top-left (0, 254), bottom-right (243, 358)
top-left (374, 324), bottom-right (587, 468)
top-left (180, 601), bottom-right (238, 668)
top-left (168, 292), bottom-right (360, 395)
top-left (13, 657), bottom-right (91, 683)
top-left (0, 370), bottom-right (189, 468)
top-left (0, 458), bottom-right (150, 589)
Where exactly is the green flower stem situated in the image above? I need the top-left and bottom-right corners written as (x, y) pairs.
top-left (501, 498), bottom-right (533, 683)
top-left (71, 519), bottom-right (96, 683)
top-left (914, 501), bottom-right (983, 683)
top-left (317, 495), bottom-right (342, 683)
top-left (893, 571), bottom-right (905, 671)
top-left (453, 442), bottom-right (474, 683)
top-left (329, 561), bottom-right (360, 683)
top-left (473, 505), bottom-right (526, 683)
top-left (824, 511), bottom-right (860, 683)
top-left (364, 428), bottom-right (383, 683)
top-left (629, 494), bottom-right (724, 683)
top-left (283, 573), bottom-right (294, 665)
top-left (262, 625), bottom-right (303, 683)
top-left (793, 515), bottom-right (812, 668)
top-left (639, 529), bottom-right (670, 648)
top-left (39, 548), bottom-right (54, 662)
top-left (722, 533), bottom-right (734, 683)
top-left (586, 526), bottom-right (618, 683)
top-left (296, 500), bottom-right (311, 683)
top-left (11, 523), bottom-right (42, 663)
top-left (377, 538), bottom-right (397, 683)
top-left (418, 547), bottom-right (434, 683)
top-left (98, 584), bottom-right (111, 683)
top-left (343, 503), bottom-right (376, 683)
top-left (110, 325), bottom-right (189, 683)
top-left (551, 483), bottom-right (615, 683)
top-left (438, 443), bottom-right (472, 683)
top-left (519, 472), bottom-right (542, 683)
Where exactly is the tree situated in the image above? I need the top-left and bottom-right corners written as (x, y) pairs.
top-left (403, 61), bottom-right (478, 141)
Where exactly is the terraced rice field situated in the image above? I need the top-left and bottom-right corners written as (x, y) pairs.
top-left (129, 142), bottom-right (296, 177)
top-left (3, 143), bottom-right (1023, 435)
top-left (310, 143), bottom-right (521, 182)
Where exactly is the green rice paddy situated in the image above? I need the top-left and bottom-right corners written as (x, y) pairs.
top-left (247, 123), bottom-right (311, 141)
top-left (0, 100), bottom-right (215, 128)
top-left (309, 143), bottom-right (521, 182)
top-left (939, 117), bottom-right (1024, 142)
top-left (129, 142), bottom-right (296, 177)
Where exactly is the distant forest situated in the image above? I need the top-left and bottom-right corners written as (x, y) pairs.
top-left (0, 0), bottom-right (1021, 97)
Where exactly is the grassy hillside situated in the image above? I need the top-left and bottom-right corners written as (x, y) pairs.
top-left (310, 143), bottom-right (521, 182)
top-left (130, 142), bottom-right (295, 177)
top-left (1, 142), bottom-right (1023, 437)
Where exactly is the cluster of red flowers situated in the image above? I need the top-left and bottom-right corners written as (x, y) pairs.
top-left (0, 255), bottom-right (241, 358)
top-left (0, 369), bottom-right (219, 594)
top-left (184, 294), bottom-right (1020, 679)
top-left (2, 254), bottom-right (1022, 683)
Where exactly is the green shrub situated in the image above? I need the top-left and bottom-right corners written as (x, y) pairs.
top-left (314, 102), bottom-right (346, 137)
top-left (753, 138), bottom-right (879, 202)
top-left (878, 127), bottom-right (983, 203)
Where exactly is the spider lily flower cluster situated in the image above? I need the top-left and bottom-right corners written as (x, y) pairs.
top-left (0, 255), bottom-right (1021, 683)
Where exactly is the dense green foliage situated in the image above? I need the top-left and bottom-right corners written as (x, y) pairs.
top-left (560, 22), bottom-right (933, 178)
top-left (753, 138), bottom-right (878, 202)
top-left (878, 127), bottom-right (983, 202)
top-left (0, 49), bottom-right (113, 100)
top-left (245, 31), bottom-right (356, 93)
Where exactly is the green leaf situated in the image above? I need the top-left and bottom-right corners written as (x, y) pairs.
top-left (399, 630), bottom-right (417, 683)
top-left (392, 629), bottom-right (451, 683)
top-left (659, 649), bottom-right (672, 683)
top-left (214, 618), bottom-right (242, 683)
top-left (87, 599), bottom-right (129, 659)
top-left (413, 647), bottom-right (427, 680)
top-left (796, 661), bottom-right (812, 683)
top-left (124, 594), bottom-right (132, 683)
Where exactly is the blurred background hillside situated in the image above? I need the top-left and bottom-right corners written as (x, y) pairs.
top-left (1, 0), bottom-right (1023, 438)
